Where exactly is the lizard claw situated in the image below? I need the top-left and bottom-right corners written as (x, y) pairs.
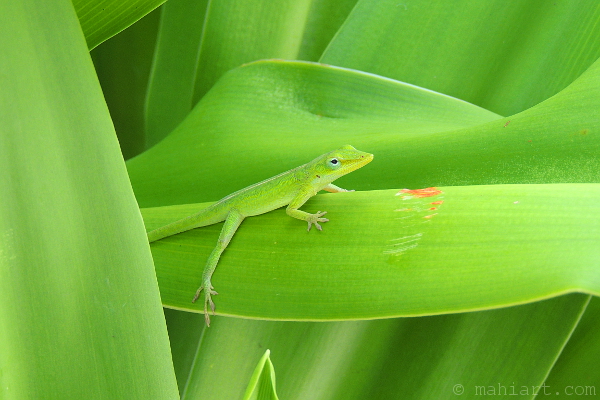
top-left (192, 282), bottom-right (218, 327)
top-left (192, 287), bottom-right (202, 303)
top-left (307, 211), bottom-right (328, 231)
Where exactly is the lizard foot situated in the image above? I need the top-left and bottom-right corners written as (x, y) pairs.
top-left (192, 281), bottom-right (218, 326)
top-left (307, 211), bottom-right (328, 231)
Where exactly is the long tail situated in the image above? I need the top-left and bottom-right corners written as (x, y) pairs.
top-left (147, 205), bottom-right (225, 242)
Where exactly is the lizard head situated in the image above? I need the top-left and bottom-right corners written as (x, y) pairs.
top-left (312, 144), bottom-right (373, 182)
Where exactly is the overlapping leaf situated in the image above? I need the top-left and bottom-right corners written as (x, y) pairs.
top-left (0, 0), bottom-right (178, 398)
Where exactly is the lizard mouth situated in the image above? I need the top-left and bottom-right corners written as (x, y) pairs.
top-left (356, 152), bottom-right (374, 166)
top-left (343, 152), bottom-right (373, 174)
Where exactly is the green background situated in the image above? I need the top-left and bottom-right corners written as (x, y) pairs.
top-left (1, 0), bottom-right (599, 398)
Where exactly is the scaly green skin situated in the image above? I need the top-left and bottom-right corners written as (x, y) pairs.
top-left (147, 145), bottom-right (374, 326)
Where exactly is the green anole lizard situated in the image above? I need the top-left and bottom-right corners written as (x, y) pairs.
top-left (147, 145), bottom-right (373, 326)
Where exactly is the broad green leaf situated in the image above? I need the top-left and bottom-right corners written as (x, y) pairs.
top-left (192, 0), bottom-right (359, 102)
top-left (127, 57), bottom-right (600, 209)
top-left (178, 295), bottom-right (587, 399)
top-left (92, 6), bottom-right (160, 159)
top-left (144, 185), bottom-right (600, 320)
top-left (321, 0), bottom-right (600, 116)
top-left (242, 350), bottom-right (279, 400)
top-left (73, 0), bottom-right (166, 49)
top-left (0, 0), bottom-right (178, 398)
top-left (128, 60), bottom-right (500, 208)
top-left (144, 0), bottom-right (209, 147)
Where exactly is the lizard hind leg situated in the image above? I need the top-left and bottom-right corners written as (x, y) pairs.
top-left (192, 209), bottom-right (245, 326)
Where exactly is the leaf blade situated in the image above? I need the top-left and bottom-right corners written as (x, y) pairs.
top-left (0, 0), bottom-right (178, 397)
top-left (145, 184), bottom-right (600, 320)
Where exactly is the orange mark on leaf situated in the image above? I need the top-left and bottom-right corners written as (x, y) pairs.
top-left (398, 187), bottom-right (443, 198)
top-left (423, 213), bottom-right (438, 219)
top-left (431, 200), bottom-right (444, 205)
top-left (504, 120), bottom-right (511, 127)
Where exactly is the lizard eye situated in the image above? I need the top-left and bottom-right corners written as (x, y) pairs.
top-left (327, 158), bottom-right (341, 169)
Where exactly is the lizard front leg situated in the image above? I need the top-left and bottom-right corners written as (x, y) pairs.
top-left (192, 209), bottom-right (244, 326)
top-left (322, 183), bottom-right (354, 193)
top-left (286, 187), bottom-right (329, 231)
